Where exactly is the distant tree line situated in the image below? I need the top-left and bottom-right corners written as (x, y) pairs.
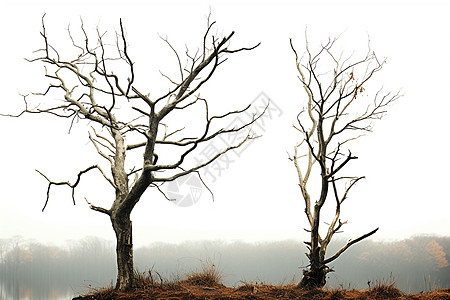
top-left (330, 235), bottom-right (450, 292)
top-left (0, 235), bottom-right (449, 298)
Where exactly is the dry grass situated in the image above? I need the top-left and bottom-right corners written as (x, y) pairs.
top-left (183, 261), bottom-right (223, 287)
top-left (73, 270), bottom-right (450, 300)
top-left (365, 276), bottom-right (404, 299)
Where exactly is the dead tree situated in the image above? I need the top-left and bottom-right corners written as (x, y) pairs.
top-left (289, 34), bottom-right (401, 289)
top-left (6, 15), bottom-right (262, 291)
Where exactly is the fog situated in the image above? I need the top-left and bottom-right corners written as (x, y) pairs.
top-left (1, 235), bottom-right (449, 299)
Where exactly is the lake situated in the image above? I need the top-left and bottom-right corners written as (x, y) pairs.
top-left (0, 280), bottom-right (83, 300)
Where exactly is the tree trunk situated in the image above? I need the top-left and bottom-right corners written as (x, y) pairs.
top-left (298, 242), bottom-right (328, 289)
top-left (298, 266), bottom-right (327, 289)
top-left (111, 213), bottom-right (134, 291)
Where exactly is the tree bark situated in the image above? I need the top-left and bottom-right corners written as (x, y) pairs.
top-left (298, 265), bottom-right (328, 289)
top-left (111, 213), bottom-right (134, 291)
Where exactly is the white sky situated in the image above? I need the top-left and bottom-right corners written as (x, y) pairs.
top-left (1, 0), bottom-right (449, 248)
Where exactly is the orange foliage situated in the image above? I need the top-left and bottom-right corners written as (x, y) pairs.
top-left (425, 240), bottom-right (449, 269)
top-left (19, 248), bottom-right (33, 263)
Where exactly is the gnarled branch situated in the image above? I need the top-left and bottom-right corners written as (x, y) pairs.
top-left (38, 164), bottom-right (115, 212)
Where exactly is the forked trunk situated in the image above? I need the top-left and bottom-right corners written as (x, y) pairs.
top-left (111, 214), bottom-right (134, 291)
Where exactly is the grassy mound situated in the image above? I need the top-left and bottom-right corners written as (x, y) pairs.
top-left (73, 269), bottom-right (450, 300)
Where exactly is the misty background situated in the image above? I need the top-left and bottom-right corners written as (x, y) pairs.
top-left (2, 0), bottom-right (450, 247)
top-left (1, 235), bottom-right (449, 299)
top-left (1, 1), bottom-right (450, 299)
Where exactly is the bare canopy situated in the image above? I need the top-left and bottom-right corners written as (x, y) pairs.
top-left (5, 14), bottom-right (264, 291)
top-left (289, 33), bottom-right (401, 288)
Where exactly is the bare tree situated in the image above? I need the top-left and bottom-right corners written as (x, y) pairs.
top-left (289, 34), bottom-right (401, 289)
top-left (5, 14), bottom-right (262, 291)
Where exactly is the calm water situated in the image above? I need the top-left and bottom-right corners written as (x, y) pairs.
top-left (0, 281), bottom-right (77, 300)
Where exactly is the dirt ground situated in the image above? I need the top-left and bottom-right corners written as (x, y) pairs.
top-left (73, 281), bottom-right (450, 300)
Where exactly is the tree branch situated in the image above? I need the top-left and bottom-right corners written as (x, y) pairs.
top-left (85, 198), bottom-right (111, 216)
top-left (322, 227), bottom-right (379, 265)
top-left (38, 165), bottom-right (116, 212)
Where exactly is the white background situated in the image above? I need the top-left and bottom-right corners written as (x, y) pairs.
top-left (1, 0), bottom-right (449, 247)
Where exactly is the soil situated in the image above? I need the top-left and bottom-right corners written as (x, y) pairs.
top-left (73, 281), bottom-right (450, 300)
